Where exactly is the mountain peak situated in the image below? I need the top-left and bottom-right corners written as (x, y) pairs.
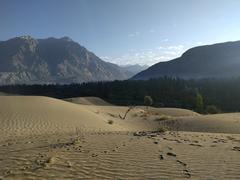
top-left (0, 36), bottom-right (129, 84)
top-left (60, 36), bottom-right (73, 42)
top-left (18, 35), bottom-right (35, 41)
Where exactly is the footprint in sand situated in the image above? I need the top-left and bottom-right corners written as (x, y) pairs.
top-left (232, 146), bottom-right (240, 151)
top-left (210, 144), bottom-right (217, 147)
top-left (176, 159), bottom-right (191, 178)
top-left (31, 155), bottom-right (56, 170)
top-left (159, 154), bottom-right (164, 160)
top-left (3, 169), bottom-right (13, 176)
top-left (164, 150), bottom-right (191, 178)
top-left (183, 169), bottom-right (191, 178)
top-left (177, 160), bottom-right (187, 166)
top-left (167, 152), bottom-right (177, 157)
top-left (20, 165), bottom-right (31, 171)
top-left (91, 153), bottom-right (98, 157)
top-left (103, 150), bottom-right (109, 154)
top-left (66, 161), bottom-right (72, 168)
top-left (189, 143), bottom-right (203, 147)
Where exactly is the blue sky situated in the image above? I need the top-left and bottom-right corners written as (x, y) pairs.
top-left (1, 0), bottom-right (240, 65)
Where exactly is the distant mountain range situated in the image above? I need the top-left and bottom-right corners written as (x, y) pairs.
top-left (133, 41), bottom-right (240, 80)
top-left (0, 36), bottom-right (132, 84)
top-left (120, 64), bottom-right (149, 77)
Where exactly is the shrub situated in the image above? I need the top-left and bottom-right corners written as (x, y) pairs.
top-left (206, 105), bottom-right (220, 114)
top-left (157, 125), bottom-right (168, 132)
top-left (144, 96), bottom-right (153, 109)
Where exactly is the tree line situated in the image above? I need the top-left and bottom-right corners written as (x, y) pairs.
top-left (1, 77), bottom-right (240, 113)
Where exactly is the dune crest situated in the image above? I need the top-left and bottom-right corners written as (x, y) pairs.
top-left (65, 97), bottom-right (111, 106)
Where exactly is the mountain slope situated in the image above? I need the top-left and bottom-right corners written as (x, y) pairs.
top-left (120, 64), bottom-right (149, 77)
top-left (0, 36), bottom-right (128, 84)
top-left (132, 41), bottom-right (240, 80)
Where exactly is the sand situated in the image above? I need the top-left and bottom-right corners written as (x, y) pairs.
top-left (163, 113), bottom-right (240, 134)
top-left (64, 97), bottom-right (112, 106)
top-left (0, 96), bottom-right (240, 179)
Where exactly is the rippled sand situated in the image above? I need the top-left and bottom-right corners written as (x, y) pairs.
top-left (1, 96), bottom-right (240, 179)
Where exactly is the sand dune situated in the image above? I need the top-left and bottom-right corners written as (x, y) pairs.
top-left (64, 96), bottom-right (111, 106)
top-left (1, 96), bottom-right (240, 179)
top-left (0, 96), bottom-right (123, 141)
top-left (163, 113), bottom-right (240, 134)
top-left (1, 96), bottom-right (240, 140)
top-left (0, 96), bottom-right (201, 141)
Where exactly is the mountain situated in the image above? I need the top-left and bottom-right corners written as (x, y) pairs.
top-left (120, 64), bottom-right (149, 77)
top-left (0, 36), bottom-right (129, 84)
top-left (132, 41), bottom-right (240, 80)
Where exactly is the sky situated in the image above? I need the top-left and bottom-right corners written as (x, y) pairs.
top-left (1, 0), bottom-right (240, 66)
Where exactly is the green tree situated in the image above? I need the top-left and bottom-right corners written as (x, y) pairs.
top-left (206, 105), bottom-right (220, 114)
top-left (195, 93), bottom-right (204, 113)
top-left (144, 95), bottom-right (153, 109)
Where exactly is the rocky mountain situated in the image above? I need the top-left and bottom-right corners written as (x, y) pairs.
top-left (0, 36), bottom-right (129, 84)
top-left (120, 64), bottom-right (149, 77)
top-left (132, 41), bottom-right (240, 80)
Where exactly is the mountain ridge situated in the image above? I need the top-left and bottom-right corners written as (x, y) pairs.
top-left (0, 36), bottom-right (129, 84)
top-left (132, 40), bottom-right (240, 80)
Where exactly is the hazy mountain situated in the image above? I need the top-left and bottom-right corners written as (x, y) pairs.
top-left (120, 64), bottom-right (149, 77)
top-left (132, 41), bottom-right (240, 80)
top-left (0, 36), bottom-right (129, 84)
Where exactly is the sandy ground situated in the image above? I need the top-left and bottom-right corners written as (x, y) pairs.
top-left (1, 96), bottom-right (240, 179)
top-left (64, 97), bottom-right (112, 106)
